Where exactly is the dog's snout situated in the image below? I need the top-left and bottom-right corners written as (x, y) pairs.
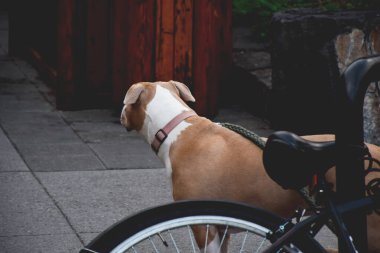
top-left (120, 105), bottom-right (133, 132)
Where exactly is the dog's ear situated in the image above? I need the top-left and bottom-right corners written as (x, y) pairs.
top-left (123, 84), bottom-right (144, 105)
top-left (169, 80), bottom-right (196, 102)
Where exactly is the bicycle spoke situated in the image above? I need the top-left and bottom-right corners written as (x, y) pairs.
top-left (158, 232), bottom-right (169, 247)
top-left (131, 246), bottom-right (138, 253)
top-left (218, 225), bottom-right (229, 253)
top-left (149, 236), bottom-right (160, 253)
top-left (254, 235), bottom-right (267, 253)
top-left (204, 224), bottom-right (209, 253)
top-left (187, 225), bottom-right (197, 253)
top-left (239, 230), bottom-right (249, 253)
top-left (168, 229), bottom-right (180, 253)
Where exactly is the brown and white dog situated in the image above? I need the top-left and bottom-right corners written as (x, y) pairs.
top-left (120, 80), bottom-right (380, 253)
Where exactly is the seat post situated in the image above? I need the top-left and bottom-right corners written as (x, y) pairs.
top-left (336, 55), bottom-right (380, 252)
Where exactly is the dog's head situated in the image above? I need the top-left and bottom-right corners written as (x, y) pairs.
top-left (120, 80), bottom-right (195, 131)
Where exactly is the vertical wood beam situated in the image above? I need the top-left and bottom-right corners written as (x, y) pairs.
top-left (193, 0), bottom-right (232, 116)
top-left (86, 0), bottom-right (110, 93)
top-left (155, 0), bottom-right (174, 80)
top-left (173, 0), bottom-right (193, 86)
top-left (112, 0), bottom-right (155, 107)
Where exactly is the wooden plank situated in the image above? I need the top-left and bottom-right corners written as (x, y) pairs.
top-left (124, 0), bottom-right (155, 83)
top-left (112, 0), bottom-right (155, 106)
top-left (86, 0), bottom-right (110, 92)
top-left (173, 0), bottom-right (193, 86)
top-left (193, 0), bottom-right (211, 115)
top-left (112, 0), bottom-right (128, 106)
top-left (56, 0), bottom-right (86, 109)
top-left (155, 0), bottom-right (174, 81)
top-left (207, 0), bottom-right (232, 115)
top-left (192, 0), bottom-right (232, 116)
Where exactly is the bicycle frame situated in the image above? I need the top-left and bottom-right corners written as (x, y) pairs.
top-left (335, 54), bottom-right (380, 252)
top-left (267, 55), bottom-right (380, 253)
top-left (263, 194), bottom-right (377, 253)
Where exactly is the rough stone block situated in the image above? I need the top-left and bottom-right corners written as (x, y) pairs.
top-left (270, 9), bottom-right (380, 145)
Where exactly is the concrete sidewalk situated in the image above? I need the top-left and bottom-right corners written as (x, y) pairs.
top-left (0, 11), bottom-right (286, 253)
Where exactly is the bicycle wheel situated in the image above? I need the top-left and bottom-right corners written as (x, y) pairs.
top-left (80, 200), bottom-right (325, 253)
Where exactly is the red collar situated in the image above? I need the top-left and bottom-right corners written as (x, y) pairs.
top-left (151, 110), bottom-right (197, 153)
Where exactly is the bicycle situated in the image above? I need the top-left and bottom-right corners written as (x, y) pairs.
top-left (80, 55), bottom-right (380, 253)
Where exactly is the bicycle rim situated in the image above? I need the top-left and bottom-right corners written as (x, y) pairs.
top-left (81, 200), bottom-right (325, 253)
top-left (112, 215), bottom-right (271, 252)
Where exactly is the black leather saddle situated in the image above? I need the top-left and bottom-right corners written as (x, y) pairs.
top-left (263, 131), bottom-right (336, 190)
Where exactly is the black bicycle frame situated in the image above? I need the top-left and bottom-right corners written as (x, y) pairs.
top-left (263, 195), bottom-right (376, 253)
top-left (336, 54), bottom-right (380, 252)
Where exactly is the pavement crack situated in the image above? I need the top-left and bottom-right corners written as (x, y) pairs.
top-left (0, 124), bottom-right (86, 246)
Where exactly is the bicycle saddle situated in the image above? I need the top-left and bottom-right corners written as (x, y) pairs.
top-left (263, 131), bottom-right (336, 190)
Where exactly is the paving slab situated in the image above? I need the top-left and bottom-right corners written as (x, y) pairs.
top-left (0, 172), bottom-right (75, 236)
top-left (1, 127), bottom-right (81, 146)
top-left (0, 82), bottom-right (39, 93)
top-left (0, 127), bottom-right (28, 172)
top-left (0, 93), bottom-right (53, 112)
top-left (70, 121), bottom-right (133, 144)
top-left (79, 232), bottom-right (101, 246)
top-left (35, 169), bottom-right (172, 238)
top-left (3, 124), bottom-right (82, 145)
top-left (0, 59), bottom-right (26, 81)
top-left (89, 141), bottom-right (163, 169)
top-left (61, 109), bottom-right (119, 123)
top-left (16, 143), bottom-right (105, 172)
top-left (12, 60), bottom-right (40, 81)
top-left (0, 111), bottom-right (65, 125)
top-left (0, 234), bottom-right (83, 253)
top-left (16, 142), bottom-right (95, 157)
top-left (22, 154), bottom-right (105, 172)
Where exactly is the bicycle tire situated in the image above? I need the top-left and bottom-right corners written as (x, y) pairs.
top-left (80, 200), bottom-right (325, 253)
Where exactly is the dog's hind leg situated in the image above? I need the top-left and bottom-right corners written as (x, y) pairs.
top-left (193, 225), bottom-right (229, 253)
top-left (201, 231), bottom-right (230, 253)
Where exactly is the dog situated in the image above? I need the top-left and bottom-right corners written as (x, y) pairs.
top-left (120, 80), bottom-right (380, 252)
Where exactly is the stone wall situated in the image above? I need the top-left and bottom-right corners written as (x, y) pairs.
top-left (270, 9), bottom-right (380, 145)
top-left (335, 28), bottom-right (380, 145)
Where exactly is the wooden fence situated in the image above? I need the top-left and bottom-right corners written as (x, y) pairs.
top-left (9, 0), bottom-right (232, 116)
